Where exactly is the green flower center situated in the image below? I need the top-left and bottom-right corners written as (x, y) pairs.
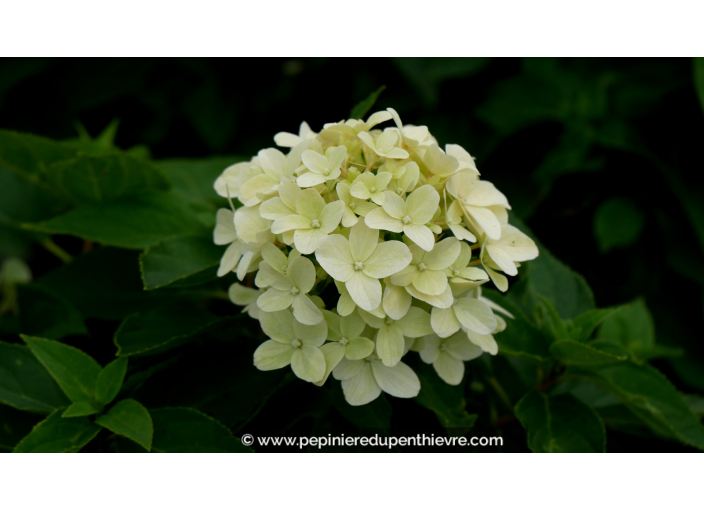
top-left (292, 339), bottom-right (302, 348)
top-left (311, 219), bottom-right (321, 228)
top-left (323, 168), bottom-right (330, 176)
top-left (402, 216), bottom-right (411, 225)
top-left (354, 261), bottom-right (364, 271)
top-left (349, 202), bottom-right (357, 210)
top-left (339, 337), bottom-right (350, 346)
top-left (369, 186), bottom-right (376, 193)
top-left (291, 286), bottom-right (300, 295)
top-left (418, 263), bottom-right (427, 271)
top-left (385, 318), bottom-right (394, 325)
top-left (453, 269), bottom-right (460, 277)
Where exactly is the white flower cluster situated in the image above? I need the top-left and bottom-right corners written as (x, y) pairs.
top-left (213, 108), bottom-right (539, 406)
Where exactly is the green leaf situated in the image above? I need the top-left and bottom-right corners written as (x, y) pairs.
top-left (0, 405), bottom-right (39, 451)
top-left (150, 408), bottom-right (252, 453)
top-left (414, 363), bottom-right (477, 431)
top-left (22, 335), bottom-right (101, 404)
top-left (568, 307), bottom-right (619, 343)
top-left (566, 362), bottom-right (704, 450)
top-left (95, 398), bottom-right (153, 451)
top-left (95, 357), bottom-right (128, 405)
top-left (0, 341), bottom-right (70, 413)
top-left (22, 192), bottom-right (206, 249)
top-left (140, 234), bottom-right (223, 289)
top-left (62, 401), bottom-right (100, 417)
top-left (349, 86), bottom-right (386, 120)
top-left (0, 166), bottom-right (69, 223)
top-left (13, 409), bottom-right (101, 453)
top-left (598, 298), bottom-right (654, 351)
top-left (331, 384), bottom-right (391, 429)
top-left (593, 197), bottom-right (644, 253)
top-left (114, 304), bottom-right (227, 356)
top-left (694, 57), bottom-right (704, 115)
top-left (515, 389), bottom-right (606, 452)
top-left (17, 284), bottom-right (87, 339)
top-left (157, 156), bottom-right (243, 205)
top-left (550, 340), bottom-right (628, 366)
top-left (537, 294), bottom-right (568, 343)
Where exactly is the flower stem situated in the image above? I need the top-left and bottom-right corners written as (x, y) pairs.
top-left (42, 238), bottom-right (73, 263)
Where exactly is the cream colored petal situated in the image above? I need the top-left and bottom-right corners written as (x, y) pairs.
top-left (403, 224), bottom-right (435, 252)
top-left (395, 306), bottom-right (433, 338)
top-left (464, 205), bottom-right (502, 240)
top-left (365, 207), bottom-right (404, 233)
top-left (235, 205), bottom-right (271, 243)
top-left (466, 330), bottom-right (498, 355)
top-left (261, 243), bottom-right (288, 271)
top-left (479, 296), bottom-right (514, 319)
top-left (376, 130), bottom-right (399, 153)
top-left (412, 269), bottom-right (447, 296)
top-left (349, 220), bottom-right (379, 262)
top-left (492, 225), bottom-right (539, 262)
top-left (354, 201), bottom-right (377, 216)
top-left (287, 256), bottom-right (316, 293)
top-left (328, 145), bottom-right (347, 171)
top-left (389, 264), bottom-right (419, 287)
top-left (257, 261), bottom-right (293, 290)
top-left (293, 227), bottom-right (327, 255)
top-left (458, 267), bottom-right (488, 281)
top-left (448, 224), bottom-right (477, 243)
top-left (315, 342), bottom-right (345, 386)
top-left (485, 265), bottom-right (509, 292)
top-left (452, 242), bottom-right (472, 270)
top-left (350, 181), bottom-right (371, 200)
top-left (375, 172), bottom-right (393, 190)
top-left (291, 345), bottom-right (325, 383)
top-left (333, 357), bottom-right (364, 381)
top-left (323, 309), bottom-right (343, 340)
top-left (433, 353), bottom-right (465, 385)
top-left (336, 181), bottom-right (352, 204)
top-left (431, 305), bottom-right (462, 338)
top-left (454, 297), bottom-right (497, 335)
top-left (405, 185), bottom-right (440, 225)
top-left (382, 283), bottom-right (412, 320)
top-left (445, 171), bottom-right (477, 200)
top-left (366, 110), bottom-right (393, 127)
top-left (357, 131), bottom-right (377, 151)
top-left (296, 171), bottom-right (328, 188)
top-left (381, 191), bottom-right (405, 219)
top-left (296, 188), bottom-right (326, 220)
top-left (371, 361), bottom-right (420, 399)
top-left (259, 310), bottom-right (295, 343)
top-left (340, 310), bottom-right (366, 339)
top-left (445, 332), bottom-right (484, 361)
top-left (398, 162), bottom-right (419, 192)
top-left (257, 288), bottom-right (294, 312)
top-left (445, 144), bottom-right (479, 174)
top-left (384, 147), bottom-right (410, 159)
top-left (214, 209), bottom-right (237, 245)
top-left (260, 197), bottom-right (295, 221)
top-left (270, 214), bottom-right (310, 235)
top-left (486, 245), bottom-right (518, 276)
top-left (316, 234), bottom-right (354, 281)
top-left (301, 149), bottom-right (328, 174)
top-left (423, 144), bottom-right (459, 178)
top-left (228, 283), bottom-right (262, 306)
top-left (341, 206), bottom-right (359, 228)
top-left (345, 337), bottom-right (375, 360)
top-left (375, 324), bottom-right (405, 367)
top-left (363, 241), bottom-right (412, 279)
top-left (419, 334), bottom-right (440, 363)
top-left (254, 340), bottom-right (293, 371)
top-left (274, 132), bottom-right (301, 148)
top-left (346, 271), bottom-right (382, 312)
top-left (357, 308), bottom-right (386, 329)
top-left (464, 180), bottom-right (510, 208)
top-left (405, 283), bottom-right (454, 309)
top-left (239, 173), bottom-right (278, 206)
top-left (259, 148), bottom-right (290, 179)
top-left (342, 363), bottom-right (381, 406)
top-left (319, 200), bottom-right (345, 233)
top-left (292, 294), bottom-right (324, 326)
top-left (217, 241), bottom-right (244, 277)
top-left (424, 237), bottom-right (461, 271)
top-left (294, 319), bottom-right (328, 347)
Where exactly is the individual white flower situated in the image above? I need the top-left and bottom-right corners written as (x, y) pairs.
top-left (446, 172), bottom-right (510, 240)
top-left (445, 144), bottom-right (479, 174)
top-left (256, 256), bottom-right (323, 325)
top-left (333, 354), bottom-right (420, 406)
top-left (443, 241), bottom-right (488, 284)
top-left (336, 182), bottom-right (377, 227)
top-left (270, 188), bottom-right (345, 254)
top-left (316, 310), bottom-right (376, 385)
top-left (358, 130), bottom-right (409, 160)
top-left (253, 242), bottom-right (301, 289)
top-left (390, 237), bottom-right (461, 296)
top-left (297, 145), bottom-right (347, 187)
top-left (420, 332), bottom-right (483, 385)
top-left (239, 145), bottom-right (308, 206)
top-left (350, 171), bottom-right (393, 205)
top-left (274, 121), bottom-right (317, 148)
top-left (445, 199), bottom-right (477, 243)
top-left (228, 283), bottom-right (264, 319)
top-left (482, 224), bottom-right (539, 279)
top-left (254, 309), bottom-right (327, 383)
top-left (358, 306), bottom-right (433, 367)
top-left (387, 108), bottom-right (430, 148)
top-left (430, 288), bottom-right (497, 339)
top-left (316, 221), bottom-right (411, 312)
top-left (364, 185), bottom-right (440, 251)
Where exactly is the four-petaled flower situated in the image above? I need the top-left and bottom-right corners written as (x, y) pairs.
top-left (358, 129), bottom-right (409, 159)
top-left (350, 171), bottom-right (393, 205)
top-left (390, 237), bottom-right (461, 297)
top-left (420, 332), bottom-right (484, 385)
top-left (359, 306), bottom-right (433, 367)
top-left (446, 171), bottom-right (510, 240)
top-left (316, 310), bottom-right (376, 385)
top-left (297, 145), bottom-right (347, 187)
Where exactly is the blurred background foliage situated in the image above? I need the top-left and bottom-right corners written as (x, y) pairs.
top-left (1, 57), bottom-right (703, 451)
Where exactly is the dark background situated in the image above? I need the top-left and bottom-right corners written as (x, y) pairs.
top-left (1, 57), bottom-right (703, 451)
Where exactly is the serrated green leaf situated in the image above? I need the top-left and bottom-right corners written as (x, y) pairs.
top-left (95, 398), bottom-right (153, 451)
top-left (566, 362), bottom-right (704, 450)
top-left (538, 294), bottom-right (568, 342)
top-left (13, 409), bottom-right (101, 453)
top-left (150, 408), bottom-right (252, 453)
top-left (593, 197), bottom-right (644, 253)
top-left (515, 389), bottom-right (605, 452)
top-left (22, 335), bottom-right (101, 404)
top-left (22, 192), bottom-right (206, 249)
top-left (17, 283), bottom-right (87, 339)
top-left (550, 339), bottom-right (628, 366)
top-left (598, 298), bottom-right (654, 351)
top-left (62, 401), bottom-right (100, 417)
top-left (568, 307), bottom-right (619, 343)
top-left (139, 234), bottom-right (223, 289)
top-left (95, 357), bottom-right (128, 405)
top-left (349, 86), bottom-right (386, 120)
top-left (414, 363), bottom-right (477, 431)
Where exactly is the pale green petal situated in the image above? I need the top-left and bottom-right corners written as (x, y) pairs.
top-left (486, 245), bottom-right (518, 276)
top-left (292, 294), bottom-right (324, 326)
top-left (239, 173), bottom-right (278, 206)
top-left (259, 310), bottom-right (295, 343)
top-left (419, 334), bottom-right (441, 363)
top-left (336, 181), bottom-right (352, 204)
top-left (452, 242), bottom-right (472, 270)
top-left (261, 242), bottom-right (288, 271)
top-left (370, 191), bottom-right (385, 205)
top-left (398, 162), bottom-right (419, 193)
top-left (214, 208), bottom-right (237, 245)
top-left (430, 306), bottom-right (462, 338)
top-left (405, 283), bottom-right (454, 308)
top-left (364, 208), bottom-right (403, 233)
top-left (395, 306), bottom-right (433, 338)
top-left (328, 145), bottom-right (347, 170)
top-left (323, 309), bottom-right (343, 340)
top-left (316, 234), bottom-right (354, 281)
top-left (345, 337), bottom-right (375, 360)
top-left (454, 297), bottom-right (497, 335)
top-left (357, 131), bottom-right (376, 151)
top-left (301, 149), bottom-right (328, 174)
top-left (366, 110), bottom-right (392, 127)
top-left (346, 271), bottom-right (382, 312)
top-left (370, 361), bottom-right (420, 399)
top-left (406, 185), bottom-right (440, 225)
top-left (315, 342), bottom-right (346, 386)
top-left (340, 310), bottom-right (366, 339)
top-left (259, 197), bottom-right (295, 220)
top-left (294, 319), bottom-right (328, 347)
top-left (235, 205), bottom-right (271, 243)
top-left (228, 283), bottom-right (262, 306)
top-left (357, 308), bottom-right (386, 329)
top-left (423, 144), bottom-right (459, 178)
top-left (350, 181), bottom-right (371, 200)
top-left (287, 255), bottom-right (316, 293)
top-left (412, 269), bottom-right (447, 296)
top-left (332, 357), bottom-right (365, 381)
top-left (259, 148), bottom-right (289, 179)
top-left (376, 324), bottom-right (405, 367)
top-left (217, 241), bottom-right (244, 277)
top-left (382, 283), bottom-right (412, 320)
top-left (257, 261), bottom-right (293, 291)
top-left (445, 332), bottom-right (484, 361)
top-left (319, 200), bottom-right (345, 233)
top-left (433, 353), bottom-right (465, 385)
top-left (342, 363), bottom-right (381, 406)
top-left (445, 144), bottom-right (479, 174)
top-left (296, 171), bottom-right (328, 188)
top-left (254, 340), bottom-right (293, 371)
top-left (337, 288), bottom-right (357, 316)
top-left (376, 130), bottom-right (398, 153)
top-left (355, 201), bottom-right (377, 216)
top-left (449, 224), bottom-right (477, 243)
top-left (464, 180), bottom-right (510, 208)
top-left (403, 223), bottom-right (435, 252)
top-left (466, 330), bottom-right (498, 355)
top-left (464, 205), bottom-right (502, 240)
top-left (458, 267), bottom-right (489, 281)
top-left (445, 171), bottom-right (477, 200)
top-left (293, 227), bottom-right (328, 255)
top-left (278, 179), bottom-right (301, 210)
top-left (291, 345), bottom-right (326, 383)
top-left (491, 225), bottom-right (539, 261)
top-left (363, 240), bottom-right (412, 279)
top-left (271, 214), bottom-right (311, 234)
top-left (381, 191), bottom-right (405, 219)
top-left (389, 264), bottom-right (419, 287)
top-left (257, 288), bottom-right (294, 312)
top-left (349, 220), bottom-right (379, 262)
top-left (384, 147), bottom-right (410, 159)
top-left (341, 206), bottom-right (359, 228)
top-left (376, 172), bottom-right (393, 190)
top-left (485, 265), bottom-right (509, 292)
top-left (296, 188), bottom-right (326, 220)
top-left (424, 237), bottom-right (461, 271)
top-left (479, 296), bottom-right (514, 319)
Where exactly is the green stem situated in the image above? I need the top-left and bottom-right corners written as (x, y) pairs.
top-left (42, 238), bottom-right (73, 263)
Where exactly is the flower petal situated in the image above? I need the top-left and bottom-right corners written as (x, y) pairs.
top-left (464, 205), bottom-right (502, 240)
top-left (217, 241), bottom-right (244, 277)
top-left (349, 220), bottom-right (379, 262)
top-left (466, 330), bottom-right (498, 355)
top-left (214, 208), bottom-right (237, 245)
top-left (340, 310), bottom-right (366, 339)
top-left (328, 145), bottom-right (347, 170)
top-left (342, 363), bottom-right (381, 406)
top-left (364, 207), bottom-right (403, 233)
top-left (257, 288), bottom-right (294, 312)
top-left (296, 188), bottom-right (326, 220)
top-left (271, 214), bottom-right (311, 234)
top-left (403, 224), bottom-right (435, 252)
top-left (412, 269), bottom-right (447, 296)
top-left (382, 283), bottom-right (412, 320)
top-left (291, 345), bottom-right (326, 383)
top-left (424, 237), bottom-right (461, 271)
top-left (406, 185), bottom-right (440, 225)
top-left (389, 264), bottom-right (419, 287)
top-left (254, 340), bottom-right (293, 371)
top-left (445, 331), bottom-right (484, 361)
top-left (301, 149), bottom-right (328, 174)
top-left (293, 316), bottom-right (328, 346)
top-left (292, 294), bottom-right (324, 325)
top-left (333, 357), bottom-right (364, 381)
top-left (363, 241), bottom-right (412, 278)
top-left (381, 191), bottom-right (405, 219)
top-left (319, 200), bottom-right (345, 233)
top-left (296, 171), bottom-right (328, 188)
top-left (293, 227), bottom-right (328, 255)
top-left (376, 324), bottom-right (405, 367)
top-left (433, 353), bottom-right (465, 385)
top-left (257, 261), bottom-right (293, 290)
top-left (371, 361), bottom-right (420, 399)
top-left (323, 309), bottom-right (343, 340)
top-left (345, 337), bottom-right (375, 360)
top-left (235, 205), bottom-right (271, 243)
top-left (287, 256), bottom-right (316, 293)
top-left (405, 283), bottom-right (454, 309)
top-left (259, 310), bottom-right (295, 343)
top-left (454, 297), bottom-right (497, 335)
top-left (346, 271), bottom-right (382, 311)
top-left (259, 197), bottom-right (295, 220)
top-left (316, 234), bottom-right (354, 281)
top-left (228, 283), bottom-right (262, 306)
top-left (315, 342), bottom-right (345, 386)
top-left (423, 144), bottom-right (459, 178)
top-left (431, 306), bottom-right (462, 338)
top-left (464, 180), bottom-right (510, 208)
